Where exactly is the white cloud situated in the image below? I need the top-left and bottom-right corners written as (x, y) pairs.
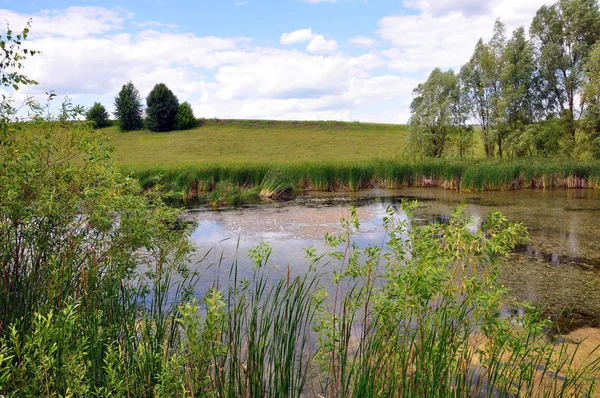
top-left (132, 20), bottom-right (179, 29)
top-left (2, 1), bottom-right (551, 123)
top-left (5, 7), bottom-right (408, 123)
top-left (234, 1), bottom-right (248, 6)
top-left (280, 28), bottom-right (314, 44)
top-left (306, 35), bottom-right (338, 53)
top-left (281, 28), bottom-right (338, 54)
top-left (0, 7), bottom-right (129, 38)
top-left (349, 36), bottom-right (377, 48)
top-left (379, 0), bottom-right (549, 74)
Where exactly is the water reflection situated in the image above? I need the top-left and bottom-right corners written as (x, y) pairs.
top-left (184, 188), bottom-right (600, 323)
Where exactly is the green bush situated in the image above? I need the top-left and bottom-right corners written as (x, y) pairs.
top-left (175, 101), bottom-right (197, 130)
top-left (146, 83), bottom-right (179, 132)
top-left (114, 81), bottom-right (143, 131)
top-left (85, 102), bottom-right (110, 129)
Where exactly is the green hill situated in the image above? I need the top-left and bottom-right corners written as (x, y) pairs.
top-left (104, 119), bottom-right (409, 166)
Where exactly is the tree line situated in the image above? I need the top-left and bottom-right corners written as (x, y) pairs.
top-left (86, 81), bottom-right (197, 132)
top-left (409, 0), bottom-right (600, 159)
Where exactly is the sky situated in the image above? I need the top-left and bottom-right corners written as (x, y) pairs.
top-left (1, 0), bottom-right (550, 123)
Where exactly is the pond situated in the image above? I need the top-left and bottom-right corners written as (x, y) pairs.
top-left (182, 188), bottom-right (600, 326)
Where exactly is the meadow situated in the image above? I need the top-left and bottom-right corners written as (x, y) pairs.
top-left (105, 119), bottom-right (409, 166)
top-left (103, 119), bottom-right (599, 205)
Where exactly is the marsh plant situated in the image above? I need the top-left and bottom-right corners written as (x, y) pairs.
top-left (1, 18), bottom-right (599, 398)
top-left (1, 110), bottom-right (599, 397)
top-left (0, 92), bottom-right (598, 398)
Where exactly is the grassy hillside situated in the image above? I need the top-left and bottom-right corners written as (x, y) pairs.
top-left (105, 119), bottom-right (409, 166)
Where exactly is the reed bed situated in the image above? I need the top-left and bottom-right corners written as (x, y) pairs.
top-left (4, 123), bottom-right (600, 396)
top-left (124, 159), bottom-right (600, 204)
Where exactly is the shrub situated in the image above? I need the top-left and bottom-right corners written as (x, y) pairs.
top-left (175, 101), bottom-right (197, 130)
top-left (146, 83), bottom-right (179, 132)
top-left (114, 81), bottom-right (143, 131)
top-left (85, 102), bottom-right (110, 128)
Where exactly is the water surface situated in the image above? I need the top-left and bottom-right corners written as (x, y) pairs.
top-left (183, 188), bottom-right (600, 323)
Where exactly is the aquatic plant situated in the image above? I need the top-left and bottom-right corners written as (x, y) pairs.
top-left (124, 159), bottom-right (600, 205)
top-left (2, 106), bottom-right (599, 397)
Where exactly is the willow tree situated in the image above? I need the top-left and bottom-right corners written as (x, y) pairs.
top-left (530, 0), bottom-right (600, 138)
top-left (498, 27), bottom-right (537, 157)
top-left (581, 42), bottom-right (600, 158)
top-left (409, 68), bottom-right (458, 158)
top-left (461, 20), bottom-right (506, 157)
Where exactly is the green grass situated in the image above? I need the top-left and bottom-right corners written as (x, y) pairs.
top-left (124, 159), bottom-right (600, 206)
top-left (103, 119), bottom-right (599, 204)
top-left (104, 119), bottom-right (409, 166)
top-left (4, 121), bottom-right (600, 396)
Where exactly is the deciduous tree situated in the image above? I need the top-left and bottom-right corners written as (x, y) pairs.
top-left (175, 101), bottom-right (197, 130)
top-left (409, 68), bottom-right (458, 158)
top-left (530, 0), bottom-right (600, 137)
top-left (499, 27), bottom-right (537, 157)
top-left (461, 20), bottom-right (506, 157)
top-left (581, 42), bottom-right (600, 157)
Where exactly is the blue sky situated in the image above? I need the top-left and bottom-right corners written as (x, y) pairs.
top-left (2, 0), bottom-right (549, 122)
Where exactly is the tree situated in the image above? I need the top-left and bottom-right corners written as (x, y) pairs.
top-left (146, 83), bottom-right (179, 132)
top-left (461, 20), bottom-right (506, 157)
top-left (0, 20), bottom-right (38, 122)
top-left (581, 42), bottom-right (600, 158)
top-left (114, 81), bottom-right (143, 131)
top-left (453, 71), bottom-right (474, 158)
top-left (409, 68), bottom-right (459, 158)
top-left (530, 0), bottom-right (600, 138)
top-left (175, 101), bottom-right (197, 130)
top-left (86, 102), bottom-right (110, 129)
top-left (0, 19), bottom-right (37, 92)
top-left (498, 27), bottom-right (537, 157)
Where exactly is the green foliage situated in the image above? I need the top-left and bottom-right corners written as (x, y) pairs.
top-left (409, 68), bottom-right (459, 158)
top-left (582, 42), bottom-right (600, 158)
top-left (415, 0), bottom-right (600, 158)
top-left (114, 81), bottom-right (143, 131)
top-left (2, 121), bottom-right (600, 395)
top-left (2, 14), bottom-right (600, 398)
top-left (497, 27), bottom-right (537, 157)
top-left (0, 21), bottom-right (38, 122)
top-left (460, 20), bottom-right (506, 158)
top-left (0, 101), bottom-right (195, 396)
top-left (530, 0), bottom-right (600, 137)
top-left (175, 101), bottom-right (197, 130)
top-left (146, 83), bottom-right (179, 132)
top-left (0, 20), bottom-right (37, 92)
top-left (125, 159), bottom-right (600, 203)
top-left (85, 102), bottom-right (110, 129)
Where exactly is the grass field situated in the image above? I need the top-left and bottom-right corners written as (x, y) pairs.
top-left (103, 119), bottom-right (599, 204)
top-left (105, 119), bottom-right (410, 166)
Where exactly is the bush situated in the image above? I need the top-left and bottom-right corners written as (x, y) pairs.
top-left (146, 83), bottom-right (179, 132)
top-left (85, 102), bottom-right (110, 128)
top-left (114, 81), bottom-right (143, 131)
top-left (0, 102), bottom-right (194, 396)
top-left (175, 101), bottom-right (197, 130)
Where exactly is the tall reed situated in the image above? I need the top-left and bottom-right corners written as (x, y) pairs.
top-left (124, 159), bottom-right (600, 203)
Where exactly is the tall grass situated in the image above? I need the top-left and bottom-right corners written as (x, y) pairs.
top-left (124, 159), bottom-right (600, 204)
top-left (3, 121), bottom-right (600, 396)
top-left (2, 201), bottom-right (599, 397)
